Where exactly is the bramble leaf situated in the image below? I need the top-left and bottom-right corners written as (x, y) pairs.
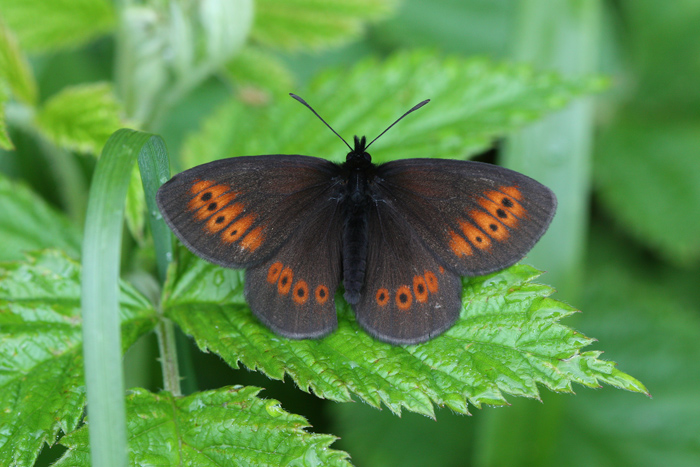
top-left (164, 249), bottom-right (647, 419)
top-left (55, 387), bottom-right (351, 467)
top-left (224, 45), bottom-right (295, 99)
top-left (0, 250), bottom-right (156, 467)
top-left (182, 50), bottom-right (601, 168)
top-left (36, 83), bottom-right (124, 155)
top-left (0, 0), bottom-right (115, 52)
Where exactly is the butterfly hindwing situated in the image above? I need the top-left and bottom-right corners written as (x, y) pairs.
top-left (352, 201), bottom-right (462, 344)
top-left (374, 159), bottom-right (557, 276)
top-left (156, 155), bottom-right (342, 268)
top-left (244, 199), bottom-right (344, 338)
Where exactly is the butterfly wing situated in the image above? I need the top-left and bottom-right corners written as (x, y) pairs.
top-left (157, 155), bottom-right (341, 268)
top-left (352, 158), bottom-right (556, 344)
top-left (244, 198), bottom-right (344, 338)
top-left (373, 159), bottom-right (557, 276)
top-left (353, 202), bottom-right (463, 344)
top-left (157, 155), bottom-right (344, 338)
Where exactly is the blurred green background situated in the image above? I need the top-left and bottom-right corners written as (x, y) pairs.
top-left (1, 0), bottom-right (699, 466)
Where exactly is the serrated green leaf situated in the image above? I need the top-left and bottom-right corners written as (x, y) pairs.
top-left (0, 250), bottom-right (156, 467)
top-left (0, 0), bottom-right (115, 52)
top-left (163, 250), bottom-right (646, 418)
top-left (0, 174), bottom-right (81, 261)
top-left (253, 0), bottom-right (397, 50)
top-left (35, 82), bottom-right (124, 155)
top-left (0, 19), bottom-right (37, 105)
top-left (55, 387), bottom-right (351, 467)
top-left (224, 45), bottom-right (295, 99)
top-left (182, 50), bottom-right (598, 168)
top-left (595, 115), bottom-right (700, 266)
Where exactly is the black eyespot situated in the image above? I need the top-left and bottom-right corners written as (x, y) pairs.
top-left (201, 192), bottom-right (212, 201)
top-left (489, 224), bottom-right (498, 231)
top-left (319, 289), bottom-right (326, 298)
top-left (476, 236), bottom-right (482, 243)
top-left (399, 293), bottom-right (408, 303)
top-left (502, 198), bottom-right (513, 208)
top-left (297, 288), bottom-right (305, 297)
top-left (496, 209), bottom-right (507, 218)
top-left (215, 216), bottom-right (225, 224)
top-left (207, 202), bottom-right (217, 211)
top-left (230, 230), bottom-right (238, 236)
top-left (417, 284), bottom-right (425, 293)
top-left (281, 277), bottom-right (288, 285)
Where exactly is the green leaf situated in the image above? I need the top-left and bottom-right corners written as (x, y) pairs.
top-left (253, 0), bottom-right (397, 50)
top-left (594, 115), bottom-right (700, 266)
top-left (0, 0), bottom-right (115, 52)
top-left (182, 50), bottom-right (600, 168)
top-left (0, 250), bottom-right (156, 467)
top-left (55, 387), bottom-right (351, 467)
top-left (0, 19), bottom-right (37, 105)
top-left (224, 45), bottom-right (295, 99)
top-left (164, 249), bottom-right (647, 418)
top-left (36, 82), bottom-right (124, 155)
top-left (0, 173), bottom-right (81, 261)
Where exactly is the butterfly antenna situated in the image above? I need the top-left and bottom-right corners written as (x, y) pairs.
top-left (290, 93), bottom-right (352, 151)
top-left (366, 99), bottom-right (430, 149)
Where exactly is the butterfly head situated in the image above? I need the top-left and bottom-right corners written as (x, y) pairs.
top-left (346, 135), bottom-right (372, 168)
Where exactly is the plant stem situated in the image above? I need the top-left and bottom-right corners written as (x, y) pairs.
top-left (156, 317), bottom-right (182, 396)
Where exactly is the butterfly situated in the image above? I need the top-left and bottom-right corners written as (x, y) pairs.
top-left (156, 94), bottom-right (557, 345)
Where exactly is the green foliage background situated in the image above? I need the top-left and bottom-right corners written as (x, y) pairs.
top-left (1, 0), bottom-right (698, 466)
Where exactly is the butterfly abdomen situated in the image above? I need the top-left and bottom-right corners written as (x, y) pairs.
top-left (341, 171), bottom-right (371, 305)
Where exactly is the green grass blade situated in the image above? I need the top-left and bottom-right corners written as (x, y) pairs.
top-left (81, 128), bottom-right (168, 467)
top-left (136, 135), bottom-right (172, 282)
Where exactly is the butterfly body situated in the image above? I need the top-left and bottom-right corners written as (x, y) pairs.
top-left (339, 136), bottom-right (375, 305)
top-left (157, 99), bottom-right (557, 345)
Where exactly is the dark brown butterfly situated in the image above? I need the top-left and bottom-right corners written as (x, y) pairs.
top-left (156, 94), bottom-right (556, 345)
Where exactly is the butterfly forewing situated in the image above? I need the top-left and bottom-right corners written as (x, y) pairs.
top-left (374, 159), bottom-right (557, 277)
top-left (156, 155), bottom-right (342, 269)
